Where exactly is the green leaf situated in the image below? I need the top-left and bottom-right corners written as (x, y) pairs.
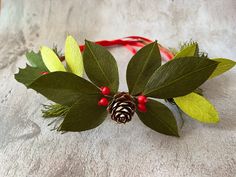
top-left (60, 95), bottom-right (107, 132)
top-left (83, 40), bottom-right (119, 94)
top-left (174, 43), bottom-right (198, 59)
top-left (26, 51), bottom-right (49, 71)
top-left (40, 46), bottom-right (66, 72)
top-left (15, 64), bottom-right (44, 87)
top-left (209, 58), bottom-right (236, 79)
top-left (126, 41), bottom-right (161, 95)
top-left (136, 99), bottom-right (179, 137)
top-left (65, 35), bottom-right (84, 76)
top-left (174, 93), bottom-right (219, 123)
top-left (29, 72), bottom-right (100, 106)
top-left (143, 57), bottom-right (218, 98)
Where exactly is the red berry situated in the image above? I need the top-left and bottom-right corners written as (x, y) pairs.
top-left (98, 98), bottom-right (109, 106)
top-left (101, 86), bottom-right (110, 95)
top-left (137, 95), bottom-right (147, 104)
top-left (40, 72), bottom-right (49, 75)
top-left (138, 104), bottom-right (147, 112)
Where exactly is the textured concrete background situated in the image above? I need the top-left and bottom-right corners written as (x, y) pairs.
top-left (0, 0), bottom-right (236, 177)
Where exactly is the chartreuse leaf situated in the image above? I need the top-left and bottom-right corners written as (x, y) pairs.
top-left (143, 57), bottom-right (218, 99)
top-left (209, 58), bottom-right (236, 79)
top-left (136, 99), bottom-right (179, 137)
top-left (83, 40), bottom-right (119, 94)
top-left (15, 64), bottom-right (43, 87)
top-left (60, 95), bottom-right (107, 132)
top-left (26, 51), bottom-right (49, 71)
top-left (174, 93), bottom-right (219, 123)
top-left (40, 46), bottom-right (66, 72)
top-left (65, 35), bottom-right (84, 76)
top-left (174, 43), bottom-right (198, 59)
top-left (28, 72), bottom-right (100, 106)
top-left (126, 41), bottom-right (161, 95)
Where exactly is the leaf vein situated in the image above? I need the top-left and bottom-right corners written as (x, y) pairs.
top-left (131, 43), bottom-right (156, 94)
top-left (86, 43), bottom-right (111, 85)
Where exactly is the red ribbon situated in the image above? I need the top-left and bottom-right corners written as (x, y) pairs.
top-left (79, 36), bottom-right (174, 61)
top-left (54, 36), bottom-right (175, 68)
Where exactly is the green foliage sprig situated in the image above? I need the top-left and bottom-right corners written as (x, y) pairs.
top-left (42, 104), bottom-right (70, 118)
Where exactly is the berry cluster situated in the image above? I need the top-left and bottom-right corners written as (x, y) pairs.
top-left (137, 95), bottom-right (147, 112)
top-left (98, 86), bottom-right (110, 106)
top-left (98, 87), bottom-right (148, 113)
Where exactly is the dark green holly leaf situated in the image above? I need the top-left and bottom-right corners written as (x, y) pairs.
top-left (60, 95), bottom-right (107, 131)
top-left (126, 41), bottom-right (161, 95)
top-left (26, 51), bottom-right (49, 71)
top-left (143, 57), bottom-right (218, 98)
top-left (83, 40), bottom-right (119, 94)
top-left (15, 64), bottom-right (44, 87)
top-left (29, 72), bottom-right (100, 106)
top-left (136, 99), bottom-right (179, 137)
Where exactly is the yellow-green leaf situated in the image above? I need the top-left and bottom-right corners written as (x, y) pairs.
top-left (174, 93), bottom-right (219, 123)
top-left (65, 35), bottom-right (84, 76)
top-left (40, 46), bottom-right (66, 72)
top-left (174, 43), bottom-right (198, 59)
top-left (209, 58), bottom-right (236, 79)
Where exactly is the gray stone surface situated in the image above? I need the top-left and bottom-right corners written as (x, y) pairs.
top-left (0, 0), bottom-right (235, 177)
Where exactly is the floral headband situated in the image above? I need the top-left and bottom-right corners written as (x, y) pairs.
top-left (15, 35), bottom-right (235, 137)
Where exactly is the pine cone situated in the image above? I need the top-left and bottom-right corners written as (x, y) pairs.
top-left (107, 92), bottom-right (136, 123)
